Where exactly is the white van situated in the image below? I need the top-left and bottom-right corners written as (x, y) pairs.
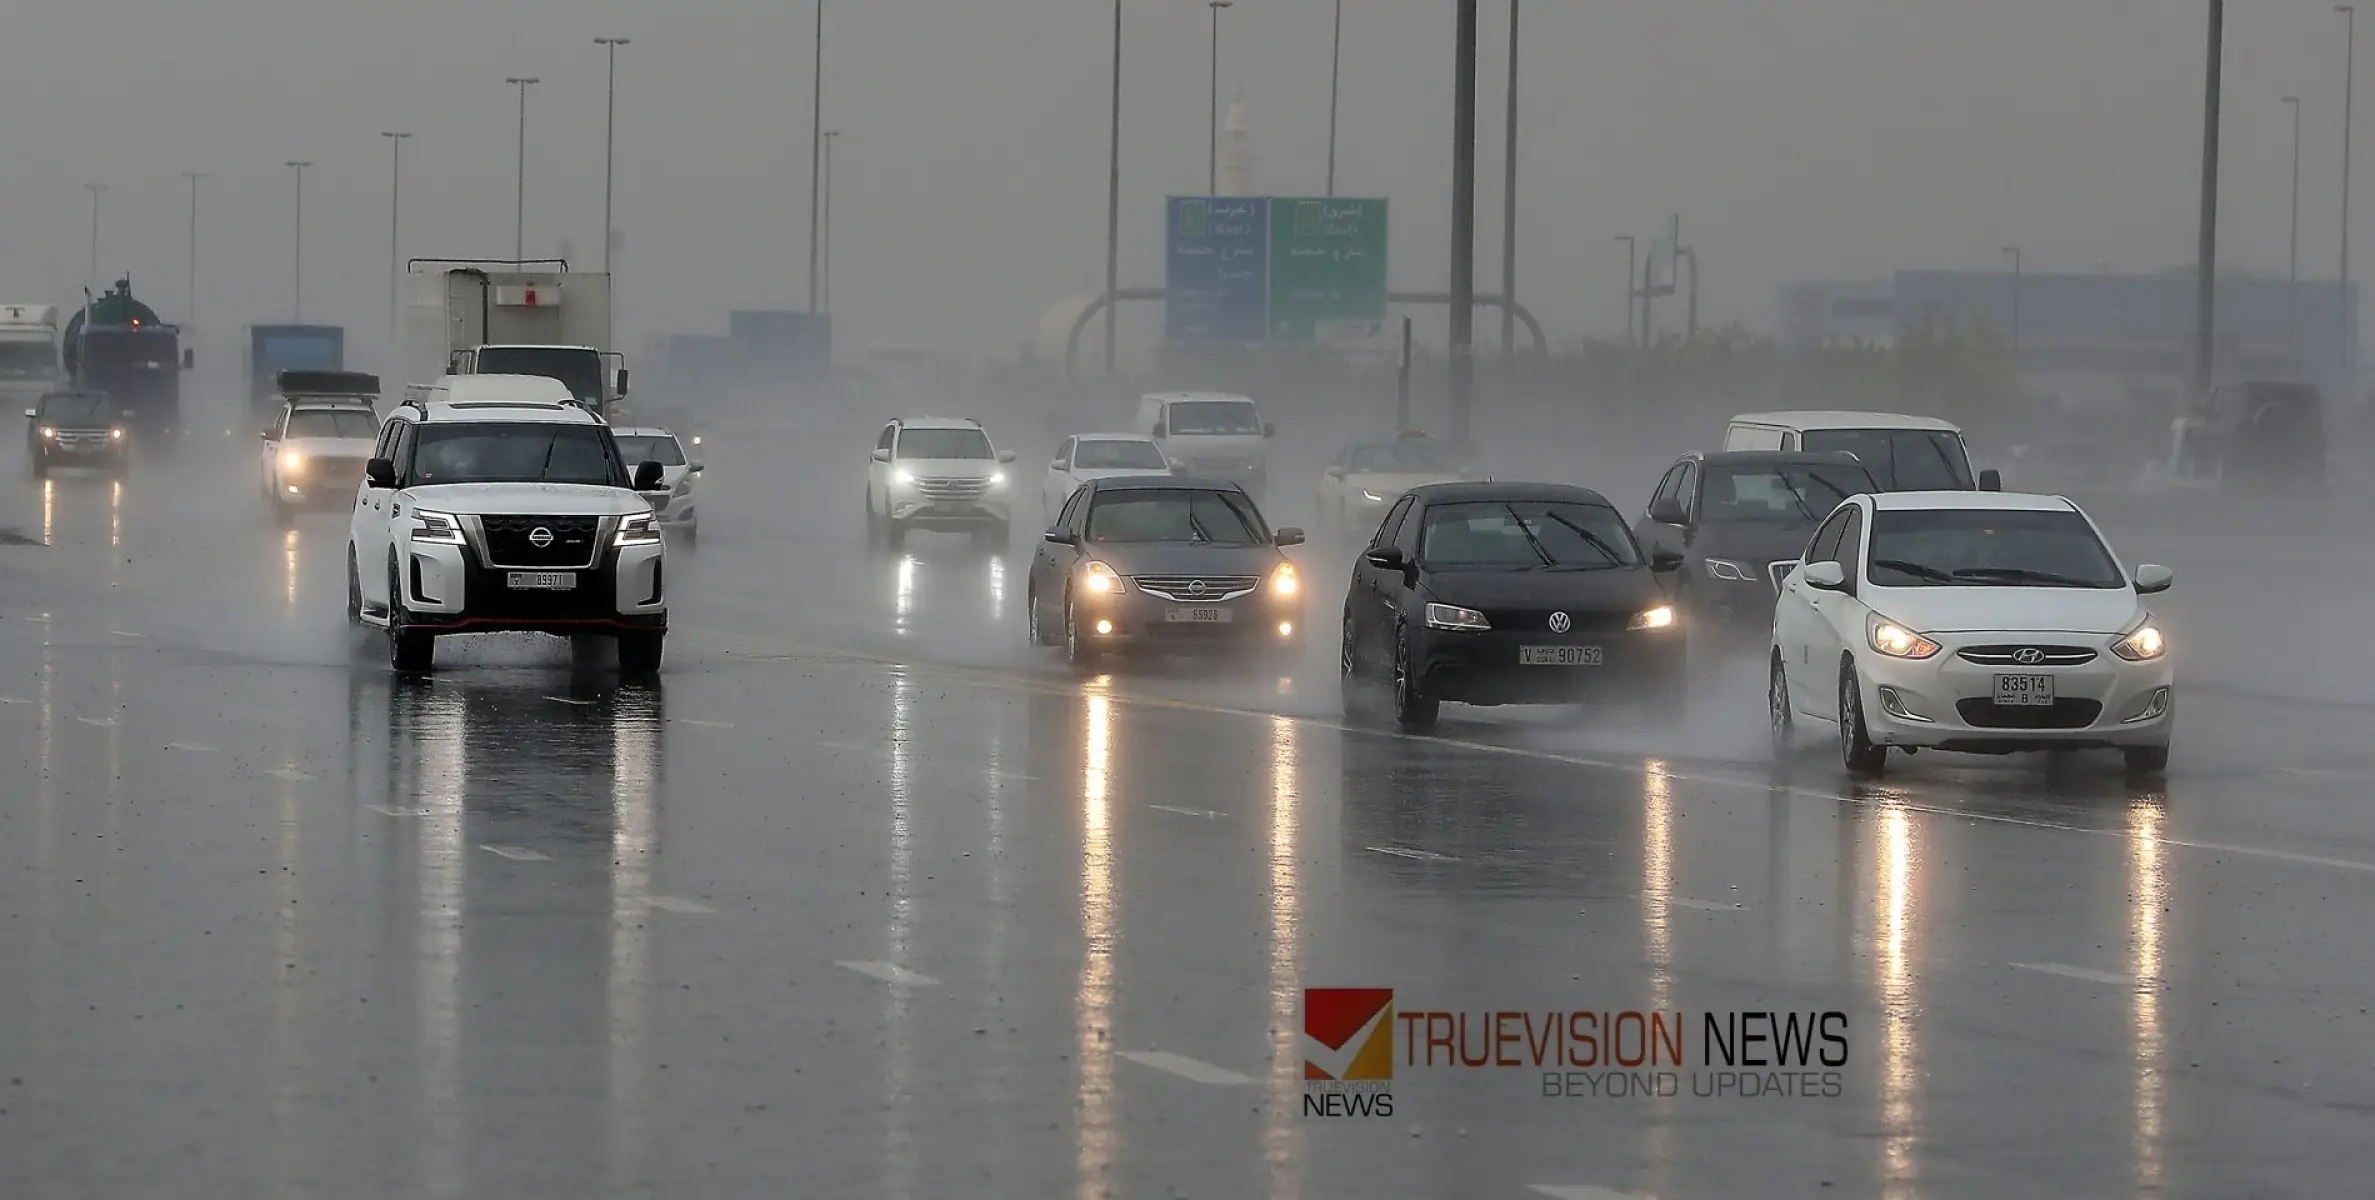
top-left (1135, 391), bottom-right (1274, 498)
top-left (1722, 410), bottom-right (1997, 491)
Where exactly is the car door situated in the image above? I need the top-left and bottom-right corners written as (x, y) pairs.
top-left (351, 417), bottom-right (405, 605)
top-left (1369, 498), bottom-right (1425, 664)
top-left (1346, 495), bottom-right (1414, 668)
top-left (1776, 504), bottom-right (1852, 711)
top-left (1804, 504), bottom-right (1868, 712)
top-left (1032, 484), bottom-right (1088, 625)
top-left (1044, 438), bottom-right (1075, 518)
top-left (869, 423), bottom-right (896, 512)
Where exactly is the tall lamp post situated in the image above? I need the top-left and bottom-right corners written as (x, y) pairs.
top-left (1207, 0), bottom-right (1232, 195)
top-left (180, 172), bottom-right (205, 331)
top-left (808, 0), bottom-right (825, 313)
top-left (596, 38), bottom-right (629, 346)
top-left (2339, 5), bottom-right (2358, 389)
top-left (383, 133), bottom-right (410, 356)
top-left (1103, 0), bottom-right (1123, 374)
top-left (1499, 0), bottom-right (1520, 369)
top-left (83, 183), bottom-right (104, 295)
top-left (2193, 1), bottom-right (2223, 401)
top-left (1448, 0), bottom-right (1478, 445)
top-left (506, 77), bottom-right (538, 262)
top-left (2002, 246), bottom-right (2022, 374)
top-left (821, 131), bottom-right (840, 313)
top-left (2284, 96), bottom-right (2303, 344)
top-left (1326, 0), bottom-right (1343, 195)
top-left (286, 161), bottom-right (312, 321)
top-left (1615, 235), bottom-right (1636, 346)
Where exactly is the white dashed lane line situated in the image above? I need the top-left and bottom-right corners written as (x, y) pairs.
top-left (1366, 845), bottom-right (1456, 862)
top-left (645, 896), bottom-right (716, 915)
top-left (1116, 1051), bottom-right (1255, 1085)
top-left (2011, 962), bottom-right (2159, 989)
top-left (479, 844), bottom-right (551, 862)
top-left (835, 960), bottom-right (940, 987)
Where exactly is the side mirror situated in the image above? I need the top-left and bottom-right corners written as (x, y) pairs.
top-left (1977, 468), bottom-right (2003, 492)
top-left (2133, 563), bottom-right (2173, 595)
top-left (1650, 548), bottom-right (1686, 572)
top-left (997, 450), bottom-right (1017, 464)
top-left (871, 447), bottom-right (891, 463)
top-left (689, 462), bottom-right (706, 474)
top-left (1052, 459), bottom-right (1066, 471)
top-left (365, 458), bottom-right (396, 489)
top-left (1044, 527), bottom-right (1077, 545)
top-left (261, 429), bottom-right (278, 442)
top-left (1325, 465), bottom-right (1346, 479)
top-left (1802, 561), bottom-right (1848, 592)
top-left (1363, 546), bottom-right (1406, 570)
top-left (1274, 527), bottom-right (1306, 547)
top-left (632, 460), bottom-right (666, 491)
top-left (1647, 497), bottom-right (1688, 526)
top-left (616, 368), bottom-right (630, 395)
top-left (22, 408), bottom-right (34, 419)
top-left (1150, 423), bottom-right (1167, 439)
top-left (1262, 422), bottom-right (1277, 438)
top-left (181, 349), bottom-right (194, 370)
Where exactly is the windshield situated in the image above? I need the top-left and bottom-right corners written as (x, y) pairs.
top-left (1419, 500), bottom-right (1643, 570)
top-left (472, 347), bottom-right (605, 406)
top-left (39, 394), bottom-right (112, 423)
top-left (0, 342), bottom-right (58, 379)
top-left (1800, 429), bottom-right (1973, 490)
top-left (613, 435), bottom-right (687, 466)
top-left (1701, 464), bottom-right (1874, 524)
top-left (1074, 440), bottom-right (1167, 470)
top-left (1164, 400), bottom-right (1262, 435)
top-left (897, 428), bottom-right (993, 460)
top-left (1866, 509), bottom-right (2125, 588)
top-left (1085, 489), bottom-right (1267, 544)
top-left (78, 329), bottom-right (177, 372)
top-left (285, 409), bottom-right (379, 439)
top-left (1347, 442), bottom-right (1454, 473)
top-left (410, 423), bottom-right (625, 487)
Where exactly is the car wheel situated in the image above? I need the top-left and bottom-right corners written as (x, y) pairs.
top-left (617, 631), bottom-right (665, 677)
top-left (865, 494), bottom-right (882, 542)
top-left (1768, 654), bottom-right (1795, 760)
top-left (1392, 627), bottom-right (1438, 729)
top-left (2123, 743), bottom-right (2170, 776)
top-left (1064, 598), bottom-right (1099, 672)
top-left (1837, 661), bottom-right (1885, 775)
top-left (346, 548), bottom-right (365, 626)
top-left (1338, 609), bottom-right (1370, 715)
top-left (1027, 586), bottom-right (1051, 645)
top-left (386, 565), bottom-right (434, 673)
top-left (680, 522), bottom-right (698, 546)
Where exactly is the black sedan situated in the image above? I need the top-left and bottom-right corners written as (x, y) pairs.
top-left (1339, 482), bottom-right (1686, 728)
top-left (1025, 476), bottom-right (1305, 670)
top-left (26, 390), bottom-right (128, 477)
top-left (1631, 451), bottom-right (1877, 648)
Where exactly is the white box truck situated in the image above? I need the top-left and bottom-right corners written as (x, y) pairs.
top-left (0, 303), bottom-right (65, 409)
top-left (405, 260), bottom-right (626, 418)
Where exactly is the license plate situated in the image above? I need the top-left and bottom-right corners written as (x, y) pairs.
top-left (1993, 674), bottom-right (2054, 706)
top-left (506, 572), bottom-right (577, 591)
top-left (1520, 645), bottom-right (1603, 666)
top-left (1164, 607), bottom-right (1233, 624)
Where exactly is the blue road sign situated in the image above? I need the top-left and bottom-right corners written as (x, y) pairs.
top-left (1165, 196), bottom-right (1269, 343)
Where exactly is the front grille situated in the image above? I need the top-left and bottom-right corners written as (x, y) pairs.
top-left (912, 476), bottom-right (989, 502)
top-left (477, 514), bottom-right (603, 569)
top-left (1956, 645), bottom-right (2098, 666)
top-left (1768, 561), bottom-right (1797, 593)
top-left (1483, 609), bottom-right (1633, 634)
top-left (1133, 574), bottom-right (1261, 602)
top-left (1955, 698), bottom-right (2103, 729)
top-left (54, 431), bottom-right (112, 451)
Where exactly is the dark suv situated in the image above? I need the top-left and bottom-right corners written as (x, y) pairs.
top-left (26, 390), bottom-right (128, 476)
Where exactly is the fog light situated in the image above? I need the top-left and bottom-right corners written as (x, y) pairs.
top-left (285, 485), bottom-right (300, 495)
top-left (1094, 619), bottom-right (1113, 635)
top-left (1876, 685), bottom-right (1932, 723)
top-left (2123, 687), bottom-right (2171, 723)
top-left (1277, 621), bottom-right (1294, 638)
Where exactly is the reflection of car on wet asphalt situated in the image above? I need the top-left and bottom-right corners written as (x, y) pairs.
top-left (1631, 450), bottom-right (1879, 650)
top-left (1769, 489), bottom-right (2174, 776)
top-left (1025, 475), bottom-right (1304, 670)
top-left (1338, 482), bottom-right (1686, 729)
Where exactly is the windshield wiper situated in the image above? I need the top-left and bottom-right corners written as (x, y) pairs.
top-left (1950, 566), bottom-right (2101, 587)
top-left (1501, 505), bottom-right (1558, 567)
top-left (1538, 509), bottom-right (1625, 566)
top-left (1868, 557), bottom-right (1957, 583)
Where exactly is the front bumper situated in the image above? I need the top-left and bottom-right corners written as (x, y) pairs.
top-left (38, 434), bottom-right (124, 462)
top-left (1070, 587), bottom-right (1303, 655)
top-left (888, 489), bottom-right (1010, 528)
top-left (396, 528), bottom-right (668, 635)
top-left (1412, 623), bottom-right (1685, 705)
top-left (1854, 636), bottom-right (2174, 752)
top-left (276, 460), bottom-right (368, 505)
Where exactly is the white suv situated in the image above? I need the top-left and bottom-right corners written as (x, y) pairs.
top-left (864, 417), bottom-right (1017, 549)
top-left (346, 375), bottom-right (671, 674)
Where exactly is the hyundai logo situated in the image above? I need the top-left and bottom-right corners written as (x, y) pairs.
top-left (1187, 579), bottom-right (1207, 597)
top-left (528, 526), bottom-right (555, 548)
top-left (2012, 647), bottom-right (2044, 665)
top-left (1547, 611), bottom-right (1572, 633)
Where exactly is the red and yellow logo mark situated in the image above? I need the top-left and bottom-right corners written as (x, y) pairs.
top-left (1304, 988), bottom-right (1395, 1081)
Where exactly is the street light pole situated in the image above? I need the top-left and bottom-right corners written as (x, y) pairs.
top-left (809, 0), bottom-right (825, 313)
top-left (180, 172), bottom-right (204, 328)
top-left (2339, 6), bottom-right (2358, 389)
top-left (1326, 0), bottom-right (1343, 196)
top-left (83, 183), bottom-right (104, 295)
top-left (2193, 1), bottom-right (2223, 401)
top-left (2002, 246), bottom-right (2022, 373)
top-left (596, 39), bottom-right (629, 347)
top-left (2285, 96), bottom-right (2303, 344)
top-left (1449, 0), bottom-right (1478, 445)
top-left (1208, 1), bottom-right (1232, 196)
top-left (1499, 0), bottom-right (1519, 369)
top-left (286, 161), bottom-right (312, 321)
top-left (1104, 0), bottom-right (1123, 375)
top-left (383, 133), bottom-right (410, 357)
top-left (822, 131), bottom-right (840, 313)
top-left (1615, 235), bottom-right (1636, 346)
top-left (506, 77), bottom-right (538, 262)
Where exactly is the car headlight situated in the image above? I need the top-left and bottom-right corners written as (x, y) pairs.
top-left (408, 509), bottom-right (465, 546)
top-left (1704, 558), bottom-right (1755, 582)
top-left (1081, 560), bottom-right (1126, 594)
top-left (690, 435), bottom-right (703, 447)
top-left (280, 450), bottom-right (305, 472)
top-left (1270, 562), bottom-right (1298, 596)
top-left (615, 512), bottom-right (663, 547)
top-left (1425, 602), bottom-right (1490, 631)
top-left (2112, 618), bottom-right (2166, 661)
top-left (1628, 604), bottom-right (1676, 630)
top-left (987, 471), bottom-right (1007, 488)
top-left (39, 426), bottom-right (55, 439)
top-left (892, 469), bottom-right (916, 485)
top-left (109, 428), bottom-right (124, 440)
top-left (1868, 614), bottom-right (1942, 659)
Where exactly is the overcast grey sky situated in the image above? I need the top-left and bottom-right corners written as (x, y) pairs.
top-left (0, 2), bottom-right (2356, 362)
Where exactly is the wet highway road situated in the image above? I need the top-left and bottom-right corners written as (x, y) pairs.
top-left (3, 423), bottom-right (2374, 1199)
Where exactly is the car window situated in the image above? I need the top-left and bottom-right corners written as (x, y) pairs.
top-left (1675, 462), bottom-right (1699, 519)
top-left (1370, 495), bottom-right (1415, 550)
top-left (408, 423), bottom-right (625, 487)
top-left (1073, 440), bottom-right (1167, 471)
top-left (1057, 485), bottom-right (1090, 531)
top-left (1836, 506), bottom-right (1865, 581)
top-left (1417, 500), bottom-right (1642, 570)
top-left (1806, 507), bottom-right (1852, 564)
top-left (1648, 464), bottom-right (1685, 514)
top-left (387, 423), bottom-right (417, 480)
top-left (896, 427), bottom-right (993, 460)
top-left (1163, 400), bottom-right (1262, 435)
top-left (612, 435), bottom-right (687, 466)
top-left (373, 419), bottom-right (402, 462)
top-left (1701, 463), bottom-right (1873, 524)
top-left (40, 394), bottom-right (113, 422)
top-left (876, 425), bottom-right (897, 452)
top-left (1054, 439), bottom-right (1073, 470)
top-left (284, 409), bottom-right (380, 439)
top-left (1800, 429), bottom-right (1973, 491)
top-left (1865, 508), bottom-right (2125, 589)
top-left (1085, 489), bottom-right (1265, 544)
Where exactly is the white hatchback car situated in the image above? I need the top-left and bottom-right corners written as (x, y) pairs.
top-left (1041, 433), bottom-right (1173, 520)
top-left (1768, 491), bottom-right (2173, 776)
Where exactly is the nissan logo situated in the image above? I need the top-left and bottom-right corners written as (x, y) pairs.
top-left (1187, 579), bottom-right (1207, 597)
top-left (1547, 611), bottom-right (1572, 633)
top-left (2012, 647), bottom-right (2044, 665)
top-left (528, 526), bottom-right (555, 548)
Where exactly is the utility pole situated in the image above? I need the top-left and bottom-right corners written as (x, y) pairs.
top-left (1208, 1), bottom-right (1233, 195)
top-left (1326, 0), bottom-right (1343, 196)
top-left (2285, 96), bottom-right (2303, 345)
top-left (1499, 0), bottom-right (1520, 370)
top-left (1104, 0), bottom-right (1123, 375)
top-left (1615, 235), bottom-right (1636, 345)
top-left (2193, 1), bottom-right (2222, 401)
top-left (2002, 246), bottom-right (2023, 371)
top-left (383, 134), bottom-right (410, 357)
top-left (83, 184), bottom-right (104, 295)
top-left (180, 172), bottom-right (204, 330)
top-left (808, 0), bottom-right (826, 312)
top-left (2340, 6), bottom-right (2358, 392)
top-left (822, 131), bottom-right (840, 312)
top-left (507, 77), bottom-right (538, 261)
top-left (596, 39), bottom-right (629, 347)
top-left (286, 161), bottom-right (312, 321)
top-left (1448, 0), bottom-right (1478, 445)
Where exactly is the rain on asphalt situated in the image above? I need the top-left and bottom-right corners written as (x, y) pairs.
top-left (3, 415), bottom-right (2373, 1200)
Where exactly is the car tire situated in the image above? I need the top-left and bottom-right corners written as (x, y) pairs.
top-left (1338, 609), bottom-right (1369, 716)
top-left (1837, 661), bottom-right (1886, 775)
top-left (1028, 586), bottom-right (1056, 646)
top-left (1392, 627), bottom-right (1438, 729)
top-left (346, 548), bottom-right (365, 626)
top-left (617, 631), bottom-right (665, 677)
top-left (2123, 743), bottom-right (2170, 776)
top-left (386, 565), bottom-right (434, 673)
top-left (679, 522), bottom-right (698, 547)
top-left (1768, 654), bottom-right (1796, 760)
top-left (1064, 597), bottom-right (1100, 672)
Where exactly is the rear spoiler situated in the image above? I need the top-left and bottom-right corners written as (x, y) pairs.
top-left (277, 369), bottom-right (379, 397)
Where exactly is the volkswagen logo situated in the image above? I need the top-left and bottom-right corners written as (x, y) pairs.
top-left (2012, 647), bottom-right (2044, 665)
top-left (1187, 579), bottom-right (1208, 597)
top-left (1547, 611), bottom-right (1572, 633)
top-left (528, 526), bottom-right (555, 548)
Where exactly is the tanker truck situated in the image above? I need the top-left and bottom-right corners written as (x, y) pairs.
top-left (405, 260), bottom-right (626, 418)
top-left (63, 278), bottom-right (191, 433)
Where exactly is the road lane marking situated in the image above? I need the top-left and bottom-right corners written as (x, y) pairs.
top-left (645, 896), bottom-right (716, 915)
top-left (543, 695), bottom-right (596, 707)
top-left (670, 718), bottom-right (735, 728)
top-left (989, 769), bottom-right (1040, 782)
top-left (1117, 1051), bottom-right (1255, 1085)
top-left (76, 717), bottom-right (115, 727)
top-left (262, 767), bottom-right (315, 782)
top-left (1647, 894), bottom-right (1747, 912)
top-left (1366, 845), bottom-right (1456, 862)
top-left (107, 629), bottom-right (143, 638)
top-left (836, 960), bottom-right (940, 987)
top-left (479, 844), bottom-right (550, 862)
top-left (0, 697), bottom-right (28, 704)
top-left (368, 805), bottom-right (431, 818)
top-left (1152, 805), bottom-right (1226, 819)
top-left (1528, 1187), bottom-right (1652, 1200)
top-left (2011, 962), bottom-right (2159, 988)
top-left (166, 742), bottom-right (217, 752)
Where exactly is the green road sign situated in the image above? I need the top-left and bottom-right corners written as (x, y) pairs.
top-left (1266, 197), bottom-right (1388, 342)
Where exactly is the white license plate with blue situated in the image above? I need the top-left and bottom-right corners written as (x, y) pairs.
top-left (1520, 645), bottom-right (1603, 666)
top-left (1164, 607), bottom-right (1232, 624)
top-left (506, 572), bottom-right (577, 591)
top-left (1993, 673), bottom-right (2054, 706)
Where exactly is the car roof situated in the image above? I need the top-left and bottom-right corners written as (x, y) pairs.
top-left (1686, 450), bottom-right (1875, 469)
top-left (1074, 432), bottom-right (1158, 442)
top-left (1143, 391), bottom-right (1254, 403)
top-left (1866, 490), bottom-right (2077, 513)
top-left (1728, 410), bottom-right (1964, 433)
top-left (609, 426), bottom-right (679, 438)
top-left (1405, 480), bottom-right (1614, 506)
top-left (1090, 474), bottom-right (1244, 494)
top-left (893, 416), bottom-right (985, 430)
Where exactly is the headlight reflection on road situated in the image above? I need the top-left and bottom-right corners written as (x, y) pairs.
top-left (1875, 805), bottom-right (1921, 1199)
top-left (410, 686), bottom-right (469, 1200)
top-left (2129, 799), bottom-right (2167, 1192)
top-left (885, 670), bottom-right (919, 1200)
top-left (987, 553), bottom-right (1005, 612)
top-left (283, 528), bottom-right (301, 611)
top-left (1076, 691), bottom-right (1116, 1200)
top-left (109, 478), bottom-right (121, 549)
top-left (1263, 716), bottom-right (1304, 1193)
top-left (607, 687), bottom-right (662, 1196)
top-left (1640, 760), bottom-right (1677, 1196)
top-left (893, 554), bottom-right (918, 638)
top-left (40, 477), bottom-right (52, 545)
